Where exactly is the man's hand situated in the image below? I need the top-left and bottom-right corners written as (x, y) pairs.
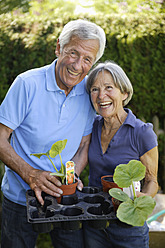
top-left (75, 177), bottom-right (84, 191)
top-left (29, 169), bottom-right (63, 205)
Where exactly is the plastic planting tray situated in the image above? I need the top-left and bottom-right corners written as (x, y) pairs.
top-left (26, 186), bottom-right (117, 233)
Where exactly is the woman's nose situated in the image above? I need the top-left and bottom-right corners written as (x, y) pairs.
top-left (98, 89), bottom-right (105, 99)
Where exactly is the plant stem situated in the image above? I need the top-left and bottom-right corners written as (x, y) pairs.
top-left (59, 154), bottom-right (64, 174)
top-left (131, 181), bottom-right (136, 200)
top-left (47, 155), bottom-right (58, 172)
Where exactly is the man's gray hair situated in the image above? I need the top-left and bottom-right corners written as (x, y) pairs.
top-left (58, 19), bottom-right (106, 63)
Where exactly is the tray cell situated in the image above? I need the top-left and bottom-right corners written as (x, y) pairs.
top-left (82, 186), bottom-right (100, 194)
top-left (61, 207), bottom-right (83, 217)
top-left (84, 195), bottom-right (105, 204)
top-left (60, 194), bottom-right (78, 205)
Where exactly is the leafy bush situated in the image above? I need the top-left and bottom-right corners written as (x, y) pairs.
top-left (0, 12), bottom-right (164, 121)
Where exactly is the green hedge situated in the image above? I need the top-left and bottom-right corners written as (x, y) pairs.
top-left (0, 12), bottom-right (165, 189)
top-left (0, 13), bottom-right (164, 122)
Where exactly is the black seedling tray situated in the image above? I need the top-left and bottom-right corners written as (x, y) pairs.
top-left (26, 186), bottom-right (117, 233)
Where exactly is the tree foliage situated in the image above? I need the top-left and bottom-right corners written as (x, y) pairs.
top-left (90, 0), bottom-right (164, 14)
top-left (0, 0), bottom-right (164, 15)
top-left (29, 0), bottom-right (76, 17)
top-left (0, 0), bottom-right (30, 14)
top-left (0, 0), bottom-right (76, 16)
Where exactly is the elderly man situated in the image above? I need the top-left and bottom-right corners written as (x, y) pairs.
top-left (0, 19), bottom-right (106, 248)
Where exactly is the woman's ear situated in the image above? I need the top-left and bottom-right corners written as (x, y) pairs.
top-left (122, 92), bottom-right (128, 101)
top-left (55, 38), bottom-right (60, 57)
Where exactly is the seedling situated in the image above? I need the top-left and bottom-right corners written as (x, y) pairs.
top-left (31, 139), bottom-right (68, 184)
top-left (109, 160), bottom-right (156, 226)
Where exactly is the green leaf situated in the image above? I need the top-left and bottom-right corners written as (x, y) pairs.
top-left (30, 152), bottom-right (48, 159)
top-left (50, 172), bottom-right (65, 177)
top-left (49, 139), bottom-right (67, 158)
top-left (113, 160), bottom-right (146, 188)
top-left (116, 195), bottom-right (156, 226)
top-left (109, 188), bottom-right (131, 202)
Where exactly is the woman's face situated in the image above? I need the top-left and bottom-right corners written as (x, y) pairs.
top-left (90, 71), bottom-right (128, 118)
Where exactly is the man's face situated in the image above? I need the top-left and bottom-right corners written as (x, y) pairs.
top-left (55, 36), bottom-right (99, 94)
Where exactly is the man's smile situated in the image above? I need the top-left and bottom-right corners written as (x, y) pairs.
top-left (67, 68), bottom-right (80, 76)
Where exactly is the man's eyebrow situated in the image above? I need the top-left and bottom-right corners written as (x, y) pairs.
top-left (70, 48), bottom-right (77, 52)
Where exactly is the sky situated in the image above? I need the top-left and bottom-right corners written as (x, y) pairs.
top-left (72, 0), bottom-right (96, 15)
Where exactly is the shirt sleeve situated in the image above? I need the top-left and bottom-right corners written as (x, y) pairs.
top-left (136, 122), bottom-right (158, 157)
top-left (0, 76), bottom-right (28, 130)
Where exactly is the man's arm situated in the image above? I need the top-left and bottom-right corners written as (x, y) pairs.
top-left (0, 123), bottom-right (63, 205)
top-left (72, 134), bottom-right (91, 190)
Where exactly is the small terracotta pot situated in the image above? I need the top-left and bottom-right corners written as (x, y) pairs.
top-left (112, 197), bottom-right (122, 212)
top-left (56, 181), bottom-right (78, 204)
top-left (101, 175), bottom-right (123, 212)
top-left (101, 175), bottom-right (122, 193)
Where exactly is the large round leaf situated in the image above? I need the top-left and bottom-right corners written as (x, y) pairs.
top-left (116, 195), bottom-right (156, 226)
top-left (113, 160), bottom-right (146, 188)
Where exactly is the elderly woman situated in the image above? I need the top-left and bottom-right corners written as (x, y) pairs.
top-left (84, 61), bottom-right (158, 248)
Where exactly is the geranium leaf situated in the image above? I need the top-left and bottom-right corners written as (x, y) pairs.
top-left (109, 188), bottom-right (131, 202)
top-left (116, 195), bottom-right (156, 226)
top-left (113, 160), bottom-right (146, 188)
top-left (127, 160), bottom-right (146, 182)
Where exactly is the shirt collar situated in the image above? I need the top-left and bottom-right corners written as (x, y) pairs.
top-left (46, 59), bottom-right (85, 95)
top-left (123, 108), bottom-right (136, 128)
top-left (99, 108), bottom-right (136, 128)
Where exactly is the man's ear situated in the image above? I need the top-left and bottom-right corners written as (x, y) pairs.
top-left (55, 38), bottom-right (60, 57)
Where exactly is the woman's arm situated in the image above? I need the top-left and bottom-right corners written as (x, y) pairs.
top-left (138, 146), bottom-right (158, 198)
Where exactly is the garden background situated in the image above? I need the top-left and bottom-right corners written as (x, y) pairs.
top-left (0, 0), bottom-right (165, 247)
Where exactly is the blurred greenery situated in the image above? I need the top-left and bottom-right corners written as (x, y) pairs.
top-left (36, 233), bottom-right (53, 248)
top-left (0, 0), bottom-right (30, 14)
top-left (92, 0), bottom-right (165, 14)
top-left (0, 12), bottom-right (164, 122)
top-left (0, 0), bottom-right (164, 16)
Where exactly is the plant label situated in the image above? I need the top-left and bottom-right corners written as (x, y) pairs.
top-left (123, 181), bottom-right (141, 199)
top-left (65, 161), bottom-right (75, 185)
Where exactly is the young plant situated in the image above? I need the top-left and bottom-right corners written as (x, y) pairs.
top-left (31, 139), bottom-right (67, 184)
top-left (109, 160), bottom-right (156, 226)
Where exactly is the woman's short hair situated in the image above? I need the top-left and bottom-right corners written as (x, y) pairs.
top-left (58, 19), bottom-right (106, 63)
top-left (86, 61), bottom-right (133, 106)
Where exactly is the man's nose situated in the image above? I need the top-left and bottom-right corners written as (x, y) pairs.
top-left (72, 57), bottom-right (83, 70)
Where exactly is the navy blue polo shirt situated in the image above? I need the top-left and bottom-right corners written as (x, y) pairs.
top-left (88, 108), bottom-right (158, 187)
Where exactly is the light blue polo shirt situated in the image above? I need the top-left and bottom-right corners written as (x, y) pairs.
top-left (0, 59), bottom-right (96, 205)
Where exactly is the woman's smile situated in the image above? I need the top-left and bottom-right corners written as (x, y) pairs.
top-left (98, 101), bottom-right (112, 108)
